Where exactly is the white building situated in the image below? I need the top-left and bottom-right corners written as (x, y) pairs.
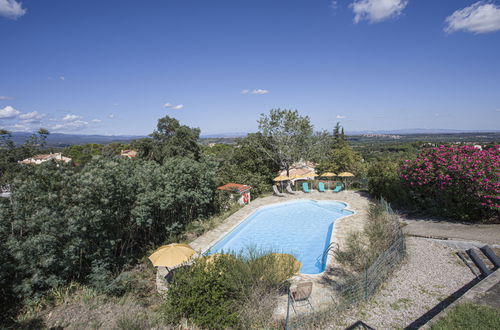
top-left (18, 153), bottom-right (72, 165)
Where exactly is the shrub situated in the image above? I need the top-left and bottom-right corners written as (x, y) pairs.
top-left (161, 250), bottom-right (297, 329)
top-left (368, 159), bottom-right (409, 206)
top-left (400, 145), bottom-right (499, 222)
top-left (1, 156), bottom-right (219, 305)
top-left (334, 199), bottom-right (401, 272)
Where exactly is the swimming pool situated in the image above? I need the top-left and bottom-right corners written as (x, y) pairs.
top-left (207, 200), bottom-right (353, 274)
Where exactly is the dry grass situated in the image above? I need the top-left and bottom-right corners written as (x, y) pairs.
top-left (15, 260), bottom-right (164, 330)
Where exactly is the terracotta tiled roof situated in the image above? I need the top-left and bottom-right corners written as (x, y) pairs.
top-left (121, 149), bottom-right (138, 158)
top-left (217, 183), bottom-right (252, 193)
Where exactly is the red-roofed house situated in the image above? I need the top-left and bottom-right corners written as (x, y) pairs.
top-left (217, 183), bottom-right (252, 205)
top-left (121, 149), bottom-right (138, 158)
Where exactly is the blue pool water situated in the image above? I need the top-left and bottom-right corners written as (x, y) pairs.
top-left (207, 200), bottom-right (353, 274)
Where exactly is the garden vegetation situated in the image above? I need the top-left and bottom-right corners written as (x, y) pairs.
top-left (0, 108), bottom-right (498, 327)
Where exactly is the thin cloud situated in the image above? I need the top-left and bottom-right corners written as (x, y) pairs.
top-left (164, 103), bottom-right (184, 110)
top-left (0, 96), bottom-right (12, 100)
top-left (19, 111), bottom-right (45, 122)
top-left (108, 114), bottom-right (115, 119)
top-left (0, 105), bottom-right (21, 119)
top-left (241, 89), bottom-right (269, 95)
top-left (62, 114), bottom-right (83, 121)
top-left (351, 0), bottom-right (408, 23)
top-left (336, 115), bottom-right (347, 119)
top-left (0, 0), bottom-right (26, 20)
top-left (445, 2), bottom-right (500, 34)
top-left (91, 118), bottom-right (102, 123)
top-left (51, 120), bottom-right (88, 132)
top-left (59, 76), bottom-right (66, 81)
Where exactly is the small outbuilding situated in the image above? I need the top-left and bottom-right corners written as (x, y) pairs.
top-left (217, 183), bottom-right (252, 205)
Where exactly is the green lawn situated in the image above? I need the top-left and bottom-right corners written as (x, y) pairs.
top-left (431, 302), bottom-right (500, 330)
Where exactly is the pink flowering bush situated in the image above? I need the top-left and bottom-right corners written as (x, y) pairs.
top-left (400, 145), bottom-right (499, 222)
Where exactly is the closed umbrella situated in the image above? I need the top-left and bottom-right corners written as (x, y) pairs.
top-left (148, 243), bottom-right (196, 269)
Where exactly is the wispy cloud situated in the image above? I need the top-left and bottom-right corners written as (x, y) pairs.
top-left (50, 113), bottom-right (88, 132)
top-left (336, 115), bottom-right (347, 119)
top-left (59, 76), bottom-right (66, 81)
top-left (0, 0), bottom-right (26, 20)
top-left (19, 111), bottom-right (45, 122)
top-left (0, 105), bottom-right (21, 119)
top-left (51, 120), bottom-right (88, 132)
top-left (108, 114), bottom-right (115, 119)
top-left (164, 103), bottom-right (184, 110)
top-left (0, 96), bottom-right (12, 100)
top-left (91, 118), bottom-right (102, 123)
top-left (445, 1), bottom-right (500, 34)
top-left (351, 0), bottom-right (408, 23)
top-left (62, 114), bottom-right (83, 121)
top-left (241, 89), bottom-right (269, 95)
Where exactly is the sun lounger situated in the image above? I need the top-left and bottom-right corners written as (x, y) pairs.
top-left (286, 183), bottom-right (296, 194)
top-left (302, 182), bottom-right (310, 193)
top-left (273, 185), bottom-right (286, 197)
top-left (332, 184), bottom-right (343, 193)
top-left (318, 182), bottom-right (326, 192)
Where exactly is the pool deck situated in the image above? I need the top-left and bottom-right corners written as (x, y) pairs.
top-left (157, 189), bottom-right (371, 317)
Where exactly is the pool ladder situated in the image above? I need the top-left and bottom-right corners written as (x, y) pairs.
top-left (319, 242), bottom-right (336, 268)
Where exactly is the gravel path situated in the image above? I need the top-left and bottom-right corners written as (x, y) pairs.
top-left (326, 237), bottom-right (476, 329)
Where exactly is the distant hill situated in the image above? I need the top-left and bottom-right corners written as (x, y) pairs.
top-left (347, 128), bottom-right (500, 135)
top-left (200, 132), bottom-right (248, 138)
top-left (8, 132), bottom-right (145, 147)
top-left (5, 129), bottom-right (499, 148)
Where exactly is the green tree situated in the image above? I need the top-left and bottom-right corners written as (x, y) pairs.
top-left (1, 155), bottom-right (218, 303)
top-left (149, 116), bottom-right (201, 163)
top-left (214, 133), bottom-right (280, 195)
top-left (317, 123), bottom-right (364, 176)
top-left (63, 143), bottom-right (104, 165)
top-left (257, 109), bottom-right (313, 176)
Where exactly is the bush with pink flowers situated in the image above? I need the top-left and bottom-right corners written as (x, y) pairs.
top-left (400, 145), bottom-right (499, 222)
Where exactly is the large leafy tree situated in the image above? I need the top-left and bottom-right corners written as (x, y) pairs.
top-left (316, 122), bottom-right (364, 176)
top-left (146, 116), bottom-right (201, 163)
top-left (213, 133), bottom-right (280, 194)
top-left (257, 109), bottom-right (313, 176)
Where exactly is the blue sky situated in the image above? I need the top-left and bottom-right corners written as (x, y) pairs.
top-left (1, 0), bottom-right (499, 135)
